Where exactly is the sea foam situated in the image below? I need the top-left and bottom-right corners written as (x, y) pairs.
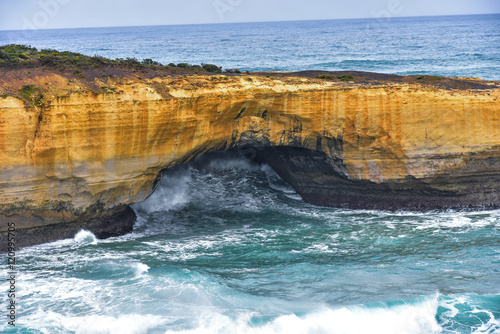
top-left (164, 297), bottom-right (441, 334)
top-left (24, 310), bottom-right (168, 334)
top-left (131, 167), bottom-right (192, 213)
top-left (74, 229), bottom-right (98, 245)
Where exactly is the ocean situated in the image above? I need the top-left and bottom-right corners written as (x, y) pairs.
top-left (1, 14), bottom-right (500, 334)
top-left (1, 14), bottom-right (499, 80)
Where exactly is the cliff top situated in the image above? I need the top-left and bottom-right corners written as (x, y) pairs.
top-left (1, 44), bottom-right (498, 106)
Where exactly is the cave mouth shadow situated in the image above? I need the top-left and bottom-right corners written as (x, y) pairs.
top-left (141, 146), bottom-right (285, 210)
top-left (129, 146), bottom-right (308, 238)
top-left (166, 146), bottom-right (500, 212)
top-left (187, 147), bottom-right (265, 171)
top-left (138, 144), bottom-right (355, 216)
top-left (142, 144), bottom-right (499, 219)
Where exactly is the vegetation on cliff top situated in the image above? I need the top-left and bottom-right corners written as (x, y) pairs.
top-left (317, 74), bottom-right (354, 82)
top-left (0, 44), bottom-right (228, 74)
top-left (1, 45), bottom-right (496, 94)
top-left (18, 84), bottom-right (43, 106)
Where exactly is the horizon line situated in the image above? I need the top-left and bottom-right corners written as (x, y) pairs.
top-left (0, 12), bottom-right (498, 33)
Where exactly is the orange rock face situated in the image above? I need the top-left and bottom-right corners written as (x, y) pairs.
top-left (0, 72), bottom-right (499, 237)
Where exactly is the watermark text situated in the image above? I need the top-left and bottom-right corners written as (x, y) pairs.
top-left (6, 222), bottom-right (17, 327)
top-left (213, 0), bottom-right (244, 21)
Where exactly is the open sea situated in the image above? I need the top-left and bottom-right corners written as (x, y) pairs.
top-left (1, 14), bottom-right (500, 334)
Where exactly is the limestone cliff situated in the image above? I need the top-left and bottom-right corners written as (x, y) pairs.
top-left (1, 69), bottom-right (499, 250)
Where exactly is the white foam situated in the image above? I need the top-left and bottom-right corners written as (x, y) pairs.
top-left (25, 310), bottom-right (168, 334)
top-left (18, 238), bottom-right (74, 255)
top-left (74, 229), bottom-right (98, 245)
top-left (164, 297), bottom-right (441, 334)
top-left (439, 295), bottom-right (500, 334)
top-left (293, 243), bottom-right (339, 254)
top-left (132, 168), bottom-right (191, 213)
top-left (415, 215), bottom-right (484, 230)
top-left (471, 309), bottom-right (500, 334)
top-left (203, 155), bottom-right (255, 171)
top-left (143, 233), bottom-right (242, 261)
top-left (133, 262), bottom-right (150, 277)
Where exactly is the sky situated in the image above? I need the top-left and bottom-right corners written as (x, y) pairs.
top-left (0, 0), bottom-right (498, 31)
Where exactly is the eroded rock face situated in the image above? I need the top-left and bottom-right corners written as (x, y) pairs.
top-left (256, 146), bottom-right (500, 211)
top-left (0, 71), bottom-right (499, 249)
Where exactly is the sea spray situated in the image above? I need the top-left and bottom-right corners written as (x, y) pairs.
top-left (161, 297), bottom-right (442, 334)
top-left (5, 152), bottom-right (499, 334)
top-left (74, 229), bottom-right (98, 245)
top-left (131, 167), bottom-right (192, 214)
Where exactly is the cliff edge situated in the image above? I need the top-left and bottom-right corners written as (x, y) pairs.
top-left (1, 57), bottom-right (499, 250)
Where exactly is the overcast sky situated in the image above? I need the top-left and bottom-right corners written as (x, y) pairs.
top-left (0, 0), bottom-right (498, 31)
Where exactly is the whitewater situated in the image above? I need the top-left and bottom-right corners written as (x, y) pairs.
top-left (1, 14), bottom-right (499, 334)
top-left (2, 151), bottom-right (499, 333)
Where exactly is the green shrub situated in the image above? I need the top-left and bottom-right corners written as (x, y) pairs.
top-left (317, 74), bottom-right (333, 79)
top-left (337, 75), bottom-right (354, 82)
top-left (0, 44), bottom-right (226, 75)
top-left (226, 68), bottom-right (241, 74)
top-left (0, 45), bottom-right (40, 67)
top-left (202, 63), bottom-right (222, 73)
top-left (91, 55), bottom-right (109, 64)
top-left (142, 58), bottom-right (160, 66)
top-left (18, 84), bottom-right (42, 106)
top-left (416, 75), bottom-right (442, 81)
top-left (124, 57), bottom-right (141, 66)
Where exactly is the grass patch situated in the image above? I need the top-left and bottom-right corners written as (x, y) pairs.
top-left (317, 74), bottom-right (333, 79)
top-left (337, 75), bottom-right (354, 82)
top-left (317, 74), bottom-right (354, 82)
top-left (417, 75), bottom-right (442, 81)
top-left (18, 84), bottom-right (42, 106)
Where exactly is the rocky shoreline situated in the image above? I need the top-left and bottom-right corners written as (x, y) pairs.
top-left (1, 54), bottom-right (499, 249)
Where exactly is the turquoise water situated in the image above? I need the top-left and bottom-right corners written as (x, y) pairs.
top-left (2, 153), bottom-right (499, 333)
top-left (1, 14), bottom-right (500, 334)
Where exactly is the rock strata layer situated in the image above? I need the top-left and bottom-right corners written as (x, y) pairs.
top-left (0, 70), bottom-right (499, 249)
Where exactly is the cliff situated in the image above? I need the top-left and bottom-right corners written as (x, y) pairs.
top-left (1, 67), bottom-right (499, 250)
